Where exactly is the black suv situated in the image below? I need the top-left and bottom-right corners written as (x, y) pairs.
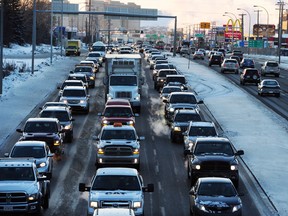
top-left (240, 68), bottom-right (261, 85)
top-left (154, 69), bottom-right (178, 91)
top-left (164, 74), bottom-right (188, 91)
top-left (16, 118), bottom-right (64, 156)
top-left (170, 109), bottom-right (203, 143)
top-left (39, 106), bottom-right (75, 143)
top-left (185, 137), bottom-right (244, 187)
top-left (208, 54), bottom-right (222, 67)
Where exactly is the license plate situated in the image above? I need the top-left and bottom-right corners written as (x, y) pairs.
top-left (269, 91), bottom-right (273, 93)
top-left (4, 206), bottom-right (13, 211)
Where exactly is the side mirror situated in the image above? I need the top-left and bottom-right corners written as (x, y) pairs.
top-left (143, 183), bottom-right (154, 192)
top-left (235, 150), bottom-right (244, 156)
top-left (138, 136), bottom-right (145, 141)
top-left (4, 153), bottom-right (9, 157)
top-left (189, 187), bottom-right (195, 195)
top-left (79, 183), bottom-right (91, 192)
top-left (16, 128), bottom-right (22, 133)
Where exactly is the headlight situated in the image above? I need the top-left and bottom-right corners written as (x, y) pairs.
top-left (90, 201), bottom-right (98, 208)
top-left (192, 164), bottom-right (201, 170)
top-left (173, 126), bottom-right (181, 132)
top-left (160, 79), bottom-right (164, 82)
top-left (80, 100), bottom-right (86, 103)
top-left (232, 204), bottom-right (242, 212)
top-left (39, 162), bottom-right (46, 168)
top-left (135, 95), bottom-right (140, 100)
top-left (133, 148), bottom-right (139, 155)
top-left (64, 124), bottom-right (71, 130)
top-left (230, 165), bottom-right (238, 170)
top-left (62, 99), bottom-right (68, 103)
top-left (28, 193), bottom-right (38, 201)
top-left (195, 203), bottom-right (208, 212)
top-left (97, 148), bottom-right (104, 154)
top-left (133, 201), bottom-right (142, 208)
top-left (54, 140), bottom-right (60, 146)
top-left (102, 120), bottom-right (109, 126)
top-left (90, 76), bottom-right (95, 80)
top-left (127, 120), bottom-right (134, 126)
top-left (169, 107), bottom-right (175, 112)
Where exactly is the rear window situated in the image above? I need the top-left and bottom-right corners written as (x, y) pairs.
top-left (245, 69), bottom-right (258, 76)
top-left (266, 62), bottom-right (278, 67)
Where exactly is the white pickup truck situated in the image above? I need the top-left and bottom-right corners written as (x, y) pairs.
top-left (79, 167), bottom-right (154, 216)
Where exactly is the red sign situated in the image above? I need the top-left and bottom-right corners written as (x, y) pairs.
top-left (224, 31), bottom-right (242, 40)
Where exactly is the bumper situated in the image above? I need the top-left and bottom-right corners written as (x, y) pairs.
top-left (192, 170), bottom-right (239, 183)
top-left (193, 207), bottom-right (242, 216)
top-left (0, 202), bottom-right (40, 213)
top-left (96, 155), bottom-right (140, 167)
top-left (67, 104), bottom-right (89, 112)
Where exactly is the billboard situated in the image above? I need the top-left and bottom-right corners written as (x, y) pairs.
top-left (253, 24), bottom-right (275, 37)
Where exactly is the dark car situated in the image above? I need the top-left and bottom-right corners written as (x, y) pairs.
top-left (192, 51), bottom-right (205, 60)
top-left (185, 137), bottom-right (244, 187)
top-left (232, 50), bottom-right (243, 61)
top-left (189, 177), bottom-right (243, 216)
top-left (71, 65), bottom-right (96, 88)
top-left (170, 109), bottom-right (203, 143)
top-left (240, 58), bottom-right (255, 69)
top-left (39, 106), bottom-right (75, 143)
top-left (16, 118), bottom-right (64, 157)
top-left (160, 86), bottom-right (183, 102)
top-left (5, 141), bottom-right (54, 177)
top-left (230, 55), bottom-right (241, 65)
top-left (154, 69), bottom-right (178, 91)
top-left (240, 68), bottom-right (261, 85)
top-left (164, 74), bottom-right (188, 91)
top-left (258, 79), bottom-right (281, 97)
top-left (209, 54), bottom-right (222, 67)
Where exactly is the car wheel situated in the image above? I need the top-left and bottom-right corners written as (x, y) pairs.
top-left (67, 133), bottom-right (73, 143)
top-left (42, 193), bottom-right (49, 209)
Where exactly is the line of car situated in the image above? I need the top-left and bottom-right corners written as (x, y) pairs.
top-left (151, 50), bottom-right (245, 216)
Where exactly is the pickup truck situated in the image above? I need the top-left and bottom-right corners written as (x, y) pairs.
top-left (79, 167), bottom-right (154, 216)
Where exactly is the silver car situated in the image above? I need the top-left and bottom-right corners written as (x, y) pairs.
top-left (5, 141), bottom-right (54, 177)
top-left (221, 59), bottom-right (239, 74)
top-left (258, 79), bottom-right (281, 97)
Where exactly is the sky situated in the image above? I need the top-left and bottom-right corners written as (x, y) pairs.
top-left (115, 0), bottom-right (281, 35)
top-left (1, 44), bottom-right (288, 215)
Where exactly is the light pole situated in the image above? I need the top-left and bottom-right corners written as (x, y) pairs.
top-left (0, 0), bottom-right (3, 95)
top-left (254, 5), bottom-right (269, 39)
top-left (223, 14), bottom-right (234, 49)
top-left (254, 9), bottom-right (262, 40)
top-left (276, 1), bottom-right (285, 63)
top-left (237, 8), bottom-right (251, 43)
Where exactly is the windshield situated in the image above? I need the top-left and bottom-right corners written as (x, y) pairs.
top-left (91, 47), bottom-right (105, 52)
top-left (198, 182), bottom-right (237, 197)
top-left (40, 110), bottom-right (70, 121)
top-left (188, 126), bottom-right (217, 136)
top-left (104, 107), bottom-right (133, 117)
top-left (162, 87), bottom-right (181, 94)
top-left (24, 122), bottom-right (58, 133)
top-left (267, 62), bottom-right (278, 67)
top-left (158, 70), bottom-right (177, 77)
top-left (155, 64), bottom-right (170, 70)
top-left (110, 76), bottom-right (137, 86)
top-left (194, 142), bottom-right (233, 155)
top-left (62, 89), bottom-right (86, 97)
top-left (174, 113), bottom-right (201, 122)
top-left (101, 129), bottom-right (136, 140)
top-left (170, 94), bottom-right (197, 104)
top-left (92, 175), bottom-right (140, 191)
top-left (74, 67), bottom-right (92, 73)
top-left (61, 82), bottom-right (83, 89)
top-left (0, 167), bottom-right (35, 181)
top-left (11, 146), bottom-right (46, 158)
top-left (167, 77), bottom-right (186, 84)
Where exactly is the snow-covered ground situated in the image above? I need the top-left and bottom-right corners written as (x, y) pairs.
top-left (0, 44), bottom-right (288, 215)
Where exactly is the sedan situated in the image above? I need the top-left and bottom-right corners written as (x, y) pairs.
top-left (189, 177), bottom-right (243, 216)
top-left (258, 79), bottom-right (281, 97)
top-left (221, 59), bottom-right (239, 74)
top-left (5, 141), bottom-right (54, 178)
top-left (193, 51), bottom-right (205, 60)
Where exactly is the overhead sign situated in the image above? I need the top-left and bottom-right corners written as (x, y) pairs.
top-left (200, 22), bottom-right (210, 29)
top-left (253, 24), bottom-right (275, 37)
top-left (105, 6), bottom-right (158, 20)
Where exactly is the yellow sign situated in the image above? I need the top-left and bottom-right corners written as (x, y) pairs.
top-left (200, 22), bottom-right (210, 29)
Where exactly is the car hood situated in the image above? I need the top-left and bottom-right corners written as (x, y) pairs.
top-left (99, 140), bottom-right (139, 147)
top-left (193, 154), bottom-right (236, 163)
top-left (102, 117), bottom-right (135, 122)
top-left (169, 103), bottom-right (197, 109)
top-left (0, 181), bottom-right (38, 194)
top-left (22, 132), bottom-right (59, 138)
top-left (90, 190), bottom-right (142, 201)
top-left (197, 195), bottom-right (241, 207)
top-left (172, 122), bottom-right (190, 127)
top-left (60, 96), bottom-right (88, 100)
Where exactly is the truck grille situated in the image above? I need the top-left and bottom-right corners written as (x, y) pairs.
top-left (24, 136), bottom-right (55, 146)
top-left (0, 192), bottom-right (27, 203)
top-left (67, 99), bottom-right (80, 104)
top-left (104, 146), bottom-right (133, 156)
top-left (116, 91), bottom-right (131, 99)
top-left (201, 161), bottom-right (230, 171)
top-left (100, 200), bottom-right (130, 208)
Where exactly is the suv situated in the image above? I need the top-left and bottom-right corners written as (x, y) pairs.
top-left (5, 141), bottom-right (54, 177)
top-left (94, 124), bottom-right (144, 169)
top-left (232, 50), bottom-right (243, 60)
top-left (154, 69), bottom-right (178, 91)
top-left (39, 106), bottom-right (75, 143)
top-left (260, 61), bottom-right (280, 77)
top-left (67, 73), bottom-right (89, 88)
top-left (16, 118), bottom-right (64, 156)
top-left (59, 86), bottom-right (90, 114)
top-left (58, 79), bottom-right (87, 98)
top-left (152, 63), bottom-right (171, 80)
top-left (79, 167), bottom-right (154, 216)
top-left (185, 137), bottom-right (244, 187)
top-left (240, 68), bottom-right (261, 85)
top-left (164, 74), bottom-right (188, 90)
top-left (71, 65), bottom-right (96, 88)
top-left (183, 121), bottom-right (218, 152)
top-left (0, 158), bottom-right (50, 214)
top-left (170, 109), bottom-right (203, 143)
top-left (220, 59), bottom-right (239, 74)
top-left (98, 104), bottom-right (137, 127)
top-left (208, 54), bottom-right (222, 67)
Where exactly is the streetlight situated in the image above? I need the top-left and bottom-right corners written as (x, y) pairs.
top-left (224, 11), bottom-right (237, 20)
top-left (223, 14), bottom-right (234, 49)
top-left (0, 0), bottom-right (3, 95)
top-left (237, 8), bottom-right (251, 42)
top-left (253, 5), bottom-right (269, 25)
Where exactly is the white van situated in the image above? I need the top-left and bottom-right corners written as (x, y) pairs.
top-left (93, 208), bottom-right (135, 216)
top-left (91, 41), bottom-right (106, 61)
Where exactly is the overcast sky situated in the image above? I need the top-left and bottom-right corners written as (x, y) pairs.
top-left (118, 0), bottom-right (281, 34)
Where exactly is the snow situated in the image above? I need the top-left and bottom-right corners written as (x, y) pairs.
top-left (1, 44), bottom-right (288, 215)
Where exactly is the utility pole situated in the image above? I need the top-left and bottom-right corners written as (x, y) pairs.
top-left (239, 13), bottom-right (246, 46)
top-left (0, 0), bottom-right (3, 95)
top-left (88, 0), bottom-right (91, 45)
top-left (277, 1), bottom-right (285, 63)
top-left (255, 9), bottom-right (262, 40)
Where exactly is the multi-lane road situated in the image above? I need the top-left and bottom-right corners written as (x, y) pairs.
top-left (0, 49), bottom-right (282, 216)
